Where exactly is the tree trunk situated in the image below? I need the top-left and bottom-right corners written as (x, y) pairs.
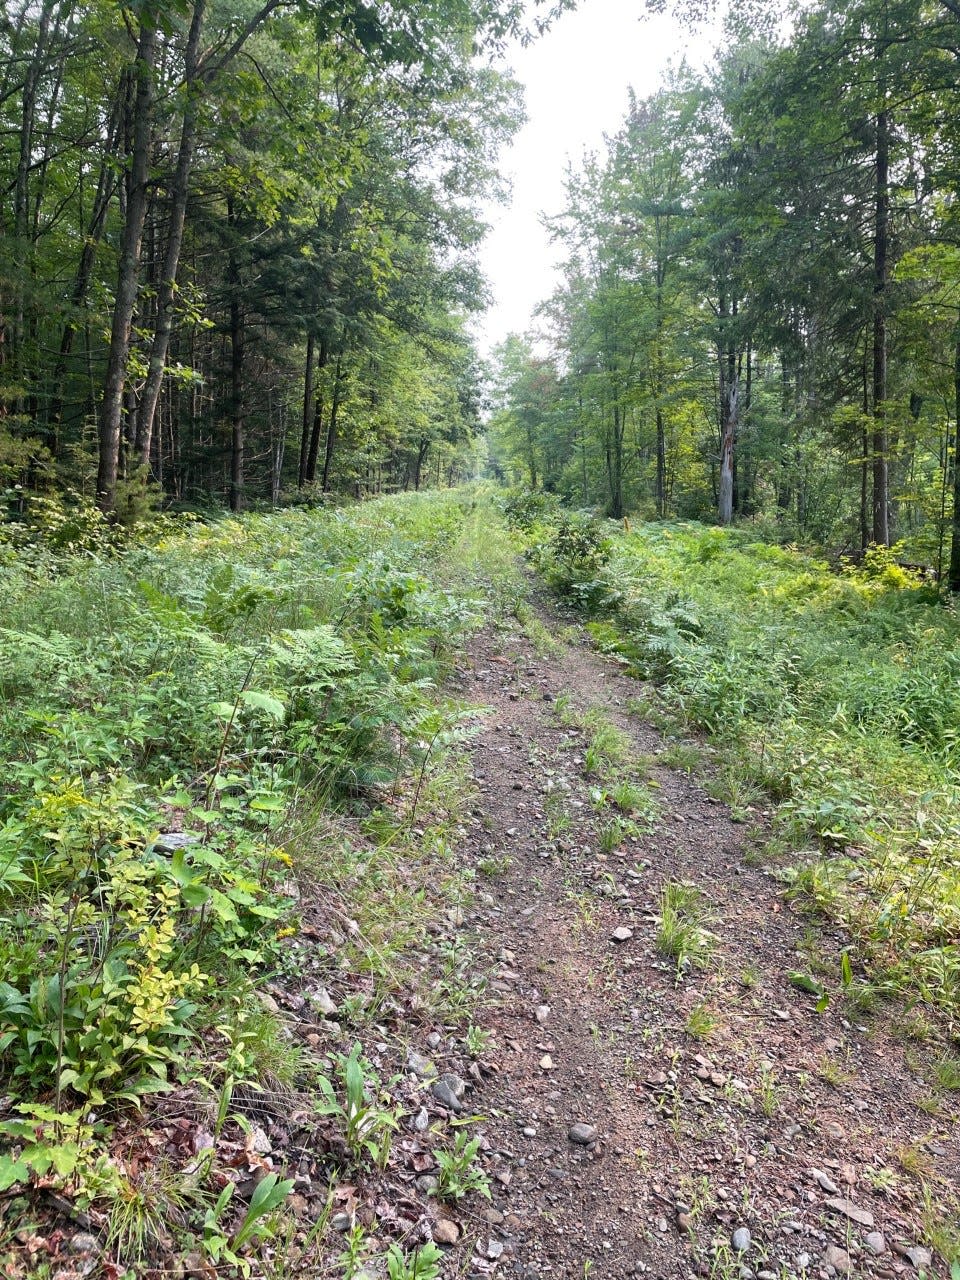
top-left (49, 80), bottom-right (125, 441)
top-left (228, 197), bottom-right (244, 512)
top-left (135, 0), bottom-right (205, 468)
top-left (320, 354), bottom-right (344, 492)
top-left (12, 0), bottom-right (58, 385)
top-left (872, 98), bottom-right (890, 546)
top-left (305, 339), bottom-right (328, 483)
top-left (298, 333), bottom-right (315, 487)
top-left (97, 17), bottom-right (158, 512)
top-left (947, 315), bottom-right (960, 591)
top-left (718, 349), bottom-right (738, 526)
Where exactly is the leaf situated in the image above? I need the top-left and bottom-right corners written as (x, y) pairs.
top-left (239, 690), bottom-right (286, 721)
top-left (788, 971), bottom-right (824, 997)
top-left (0, 1155), bottom-right (30, 1192)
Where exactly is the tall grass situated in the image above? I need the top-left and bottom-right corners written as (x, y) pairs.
top-left (579, 522), bottom-right (960, 1030)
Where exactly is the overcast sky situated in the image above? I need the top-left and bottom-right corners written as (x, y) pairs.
top-left (476, 0), bottom-right (720, 354)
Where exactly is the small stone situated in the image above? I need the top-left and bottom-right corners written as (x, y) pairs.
top-left (677, 1212), bottom-right (693, 1232)
top-left (796, 1254), bottom-right (811, 1270)
top-left (431, 1074), bottom-right (466, 1112)
top-left (824, 1197), bottom-right (874, 1229)
top-left (407, 1050), bottom-right (436, 1078)
top-left (155, 831), bottom-right (200, 853)
top-left (732, 1227), bottom-right (752, 1253)
top-left (535, 1004), bottom-right (551, 1024)
top-left (758, 1272), bottom-right (777, 1279)
top-left (896, 1245), bottom-right (932, 1270)
top-left (248, 1124), bottom-right (271, 1154)
top-left (611, 926), bottom-right (634, 943)
top-left (865, 1233), bottom-right (887, 1255)
top-left (539, 1054), bottom-right (554, 1070)
top-left (522, 1126), bottom-right (537, 1137)
top-left (66, 1235), bottom-right (100, 1257)
top-left (427, 1031), bottom-right (442, 1048)
top-left (314, 987), bottom-right (337, 1016)
top-left (434, 1219), bottom-right (460, 1245)
top-left (823, 1245), bottom-right (852, 1274)
top-left (487, 1241), bottom-right (504, 1260)
top-left (811, 1169), bottom-right (839, 1194)
top-left (568, 1122), bottom-right (598, 1145)
top-left (331, 1212), bottom-right (353, 1232)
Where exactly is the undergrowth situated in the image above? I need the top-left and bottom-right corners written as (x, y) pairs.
top-left (0, 488), bottom-right (499, 1275)
top-left (516, 498), bottom-right (960, 1037)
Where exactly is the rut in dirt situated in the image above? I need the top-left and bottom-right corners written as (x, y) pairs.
top-left (440, 601), bottom-right (957, 1280)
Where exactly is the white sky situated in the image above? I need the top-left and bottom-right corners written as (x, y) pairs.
top-left (476, 0), bottom-right (720, 354)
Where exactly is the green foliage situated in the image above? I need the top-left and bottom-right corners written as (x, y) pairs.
top-left (431, 1127), bottom-right (492, 1202)
top-left (529, 511), bottom-right (616, 611)
top-left (0, 492), bottom-right (490, 1268)
top-left (315, 1042), bottom-right (403, 1168)
top-left (656, 880), bottom-right (714, 976)
top-left (500, 486), bottom-right (561, 531)
top-left (385, 1241), bottom-right (444, 1280)
top-left (560, 520), bottom-right (960, 1026)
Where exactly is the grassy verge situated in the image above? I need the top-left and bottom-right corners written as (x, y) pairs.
top-left (517, 500), bottom-right (960, 1038)
top-left (0, 488), bottom-right (510, 1277)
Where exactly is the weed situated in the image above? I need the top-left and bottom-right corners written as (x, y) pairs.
top-left (817, 1054), bottom-right (854, 1088)
top-left (598, 818), bottom-right (627, 854)
top-left (657, 742), bottom-right (702, 772)
top-left (386, 1242), bottom-right (444, 1280)
top-left (315, 1044), bottom-right (402, 1169)
top-left (863, 1165), bottom-right (900, 1193)
top-left (656, 880), bottom-right (714, 975)
top-left (465, 1024), bottom-right (491, 1058)
top-left (478, 854), bottom-right (512, 877)
top-left (432, 1127), bottom-right (491, 1202)
top-left (757, 1063), bottom-right (780, 1118)
top-left (920, 1184), bottom-right (960, 1266)
top-left (685, 1003), bottom-right (717, 1040)
top-left (932, 1054), bottom-right (960, 1091)
top-left (896, 1142), bottom-right (934, 1180)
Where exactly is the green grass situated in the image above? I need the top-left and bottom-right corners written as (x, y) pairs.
top-left (545, 519), bottom-right (960, 1029)
top-left (0, 487), bottom-right (507, 1272)
top-left (656, 880), bottom-right (714, 974)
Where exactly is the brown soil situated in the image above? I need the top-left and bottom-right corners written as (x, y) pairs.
top-left (436, 599), bottom-right (958, 1280)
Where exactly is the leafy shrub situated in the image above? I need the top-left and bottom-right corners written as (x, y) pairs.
top-left (500, 486), bottom-right (560, 531)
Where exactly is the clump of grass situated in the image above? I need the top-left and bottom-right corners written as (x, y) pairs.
top-left (757, 1063), bottom-right (779, 1117)
top-left (685, 1003), bottom-right (717, 1040)
top-left (920, 1184), bottom-right (960, 1266)
top-left (584, 721), bottom-right (631, 774)
top-left (598, 818), bottom-right (627, 853)
top-left (932, 1054), bottom-right (960, 1091)
top-left (656, 880), bottom-right (714, 974)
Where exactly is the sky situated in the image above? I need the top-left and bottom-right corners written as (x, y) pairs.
top-left (476, 0), bottom-right (720, 354)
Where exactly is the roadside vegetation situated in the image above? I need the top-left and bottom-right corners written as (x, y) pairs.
top-left (511, 491), bottom-right (960, 1039)
top-left (0, 489), bottom-right (509, 1278)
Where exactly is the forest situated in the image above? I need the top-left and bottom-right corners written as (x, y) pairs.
top-left (2, 1), bottom-right (960, 1279)
top-left (0, 0), bottom-right (536, 518)
top-left (488, 0), bottom-right (960, 585)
